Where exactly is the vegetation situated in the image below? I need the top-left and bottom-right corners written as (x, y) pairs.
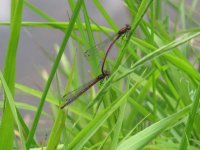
top-left (0, 0), bottom-right (200, 149)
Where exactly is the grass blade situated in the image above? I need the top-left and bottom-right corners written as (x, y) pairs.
top-left (117, 105), bottom-right (192, 150)
top-left (0, 1), bottom-right (24, 149)
top-left (68, 79), bottom-right (143, 149)
top-left (179, 86), bottom-right (200, 150)
top-left (0, 71), bottom-right (26, 149)
top-left (26, 0), bottom-right (84, 148)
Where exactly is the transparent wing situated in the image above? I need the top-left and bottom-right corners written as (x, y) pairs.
top-left (83, 34), bottom-right (116, 58)
top-left (62, 76), bottom-right (100, 101)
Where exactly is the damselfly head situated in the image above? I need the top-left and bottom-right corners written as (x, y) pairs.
top-left (103, 70), bottom-right (110, 76)
top-left (125, 24), bottom-right (131, 31)
top-left (118, 24), bottom-right (131, 35)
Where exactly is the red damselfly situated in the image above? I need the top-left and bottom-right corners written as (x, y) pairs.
top-left (84, 24), bottom-right (131, 74)
top-left (60, 71), bottom-right (110, 109)
top-left (101, 24), bottom-right (131, 75)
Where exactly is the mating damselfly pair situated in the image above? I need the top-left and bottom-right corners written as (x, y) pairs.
top-left (61, 24), bottom-right (131, 109)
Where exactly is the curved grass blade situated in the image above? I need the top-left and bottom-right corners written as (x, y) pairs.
top-left (0, 71), bottom-right (26, 149)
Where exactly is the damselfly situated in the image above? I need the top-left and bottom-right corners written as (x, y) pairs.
top-left (84, 24), bottom-right (131, 74)
top-left (60, 71), bottom-right (109, 109)
top-left (61, 24), bottom-right (131, 108)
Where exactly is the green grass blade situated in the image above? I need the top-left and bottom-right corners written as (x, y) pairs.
top-left (15, 83), bottom-right (59, 105)
top-left (164, 54), bottom-right (200, 81)
top-left (82, 1), bottom-right (99, 75)
top-left (24, 1), bottom-right (56, 21)
top-left (117, 105), bottom-right (192, 150)
top-left (26, 0), bottom-right (84, 148)
top-left (111, 103), bottom-right (127, 150)
top-left (68, 79), bottom-right (143, 149)
top-left (179, 86), bottom-right (200, 150)
top-left (46, 110), bottom-right (66, 150)
top-left (114, 0), bottom-right (154, 71)
top-left (0, 71), bottom-right (26, 149)
top-left (0, 1), bottom-right (24, 149)
top-left (46, 51), bottom-right (77, 149)
top-left (93, 0), bottom-right (118, 30)
top-left (116, 31), bottom-right (200, 81)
